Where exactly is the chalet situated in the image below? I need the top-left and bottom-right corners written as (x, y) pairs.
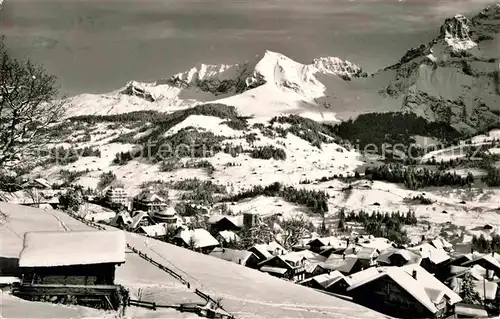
top-left (133, 190), bottom-right (168, 213)
top-left (461, 252), bottom-right (500, 278)
top-left (173, 228), bottom-right (219, 253)
top-left (359, 237), bottom-right (393, 252)
top-left (282, 250), bottom-right (327, 279)
top-left (430, 237), bottom-right (454, 253)
top-left (208, 215), bottom-right (243, 233)
top-left (267, 240), bottom-right (287, 256)
top-left (15, 230), bottom-right (126, 310)
top-left (356, 247), bottom-right (379, 268)
top-left (21, 178), bottom-right (52, 190)
top-left (257, 255), bottom-right (306, 282)
top-left (248, 244), bottom-right (273, 262)
top-left (324, 254), bottom-right (363, 275)
top-left (105, 187), bottom-right (129, 209)
top-left (129, 211), bottom-right (156, 231)
top-left (377, 248), bottom-right (422, 267)
top-left (108, 211), bottom-right (133, 229)
top-left (217, 230), bottom-right (240, 245)
top-left (347, 265), bottom-right (462, 319)
top-left (307, 236), bottom-right (344, 253)
top-left (209, 248), bottom-right (260, 268)
top-left (409, 243), bottom-right (450, 274)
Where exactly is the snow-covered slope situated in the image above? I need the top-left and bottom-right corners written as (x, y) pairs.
top-left (64, 50), bottom-right (365, 120)
top-left (0, 202), bottom-right (386, 319)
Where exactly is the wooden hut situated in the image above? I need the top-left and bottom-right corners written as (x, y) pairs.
top-left (14, 230), bottom-right (126, 310)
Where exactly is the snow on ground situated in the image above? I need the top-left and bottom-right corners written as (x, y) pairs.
top-left (124, 231), bottom-right (386, 319)
top-left (0, 292), bottom-right (108, 319)
top-left (228, 195), bottom-right (306, 219)
top-left (165, 115), bottom-right (243, 138)
top-left (0, 203), bottom-right (386, 319)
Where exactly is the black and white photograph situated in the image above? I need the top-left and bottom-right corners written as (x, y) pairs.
top-left (1, 0), bottom-right (500, 318)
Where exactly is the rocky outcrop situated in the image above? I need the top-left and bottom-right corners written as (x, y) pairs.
top-left (121, 81), bottom-right (156, 102)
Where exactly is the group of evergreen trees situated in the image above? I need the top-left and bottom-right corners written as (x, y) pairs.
top-left (250, 146), bottom-right (287, 160)
top-left (223, 182), bottom-right (329, 214)
top-left (366, 163), bottom-right (474, 190)
top-left (471, 234), bottom-right (500, 253)
top-left (338, 208), bottom-right (417, 245)
top-left (333, 112), bottom-right (461, 155)
top-left (42, 146), bottom-right (101, 166)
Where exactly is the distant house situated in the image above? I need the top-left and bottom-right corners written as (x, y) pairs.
top-left (208, 215), bottom-right (243, 233)
top-left (307, 236), bottom-right (344, 253)
top-left (282, 250), bottom-right (327, 279)
top-left (173, 228), bottom-right (219, 253)
top-left (248, 244), bottom-right (273, 262)
top-left (105, 187), bottom-right (129, 209)
top-left (409, 243), bottom-right (450, 274)
top-left (129, 211), bottom-right (156, 231)
top-left (461, 252), bottom-right (500, 278)
top-left (377, 248), bottom-right (422, 267)
top-left (267, 241), bottom-right (287, 256)
top-left (430, 237), bottom-right (454, 253)
top-left (20, 178), bottom-right (52, 190)
top-left (209, 247), bottom-right (260, 268)
top-left (324, 254), bottom-right (363, 275)
top-left (133, 190), bottom-right (168, 213)
top-left (16, 230), bottom-right (126, 310)
top-left (299, 270), bottom-right (352, 294)
top-left (137, 223), bottom-right (177, 238)
top-left (257, 255), bottom-right (306, 282)
top-left (218, 230), bottom-right (240, 245)
top-left (346, 265), bottom-right (462, 319)
top-left (108, 211), bottom-right (134, 229)
top-left (356, 247), bottom-right (379, 268)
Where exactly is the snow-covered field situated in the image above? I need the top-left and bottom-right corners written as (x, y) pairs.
top-left (0, 203), bottom-right (386, 319)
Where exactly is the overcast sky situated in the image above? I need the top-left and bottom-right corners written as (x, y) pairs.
top-left (0, 0), bottom-right (498, 96)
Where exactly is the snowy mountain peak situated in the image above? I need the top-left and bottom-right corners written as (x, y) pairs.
top-left (439, 14), bottom-right (477, 52)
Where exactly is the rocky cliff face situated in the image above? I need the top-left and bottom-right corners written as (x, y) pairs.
top-left (377, 5), bottom-right (500, 131)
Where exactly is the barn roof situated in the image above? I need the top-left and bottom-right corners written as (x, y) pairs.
top-left (209, 247), bottom-right (256, 265)
top-left (19, 230), bottom-right (126, 267)
top-left (174, 228), bottom-right (219, 249)
top-left (347, 265), bottom-right (461, 314)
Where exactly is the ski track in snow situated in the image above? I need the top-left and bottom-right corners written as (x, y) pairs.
top-left (49, 211), bottom-right (70, 231)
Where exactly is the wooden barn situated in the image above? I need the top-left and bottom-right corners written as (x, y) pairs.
top-left (14, 230), bottom-right (127, 310)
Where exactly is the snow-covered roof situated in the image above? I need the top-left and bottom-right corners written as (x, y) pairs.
top-left (108, 211), bottom-right (133, 227)
top-left (209, 247), bottom-right (256, 265)
top-left (324, 254), bottom-right (359, 273)
top-left (19, 230), bottom-right (126, 267)
top-left (462, 253), bottom-right (500, 271)
top-left (174, 228), bottom-right (219, 249)
top-left (267, 240), bottom-right (287, 255)
top-left (218, 230), bottom-right (240, 243)
top-left (207, 214), bottom-right (244, 228)
top-left (249, 244), bottom-right (273, 259)
top-left (347, 265), bottom-right (461, 313)
top-left (139, 223), bottom-right (168, 237)
top-left (409, 243), bottom-right (450, 264)
top-left (356, 247), bottom-right (378, 260)
top-left (130, 211), bottom-right (156, 229)
top-left (135, 191), bottom-right (166, 203)
top-left (283, 250), bottom-right (326, 264)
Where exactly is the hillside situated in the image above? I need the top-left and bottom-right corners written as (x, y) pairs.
top-left (0, 202), bottom-right (386, 319)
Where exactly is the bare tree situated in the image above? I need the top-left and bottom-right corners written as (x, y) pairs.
top-left (281, 215), bottom-right (313, 249)
top-left (0, 36), bottom-right (65, 169)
